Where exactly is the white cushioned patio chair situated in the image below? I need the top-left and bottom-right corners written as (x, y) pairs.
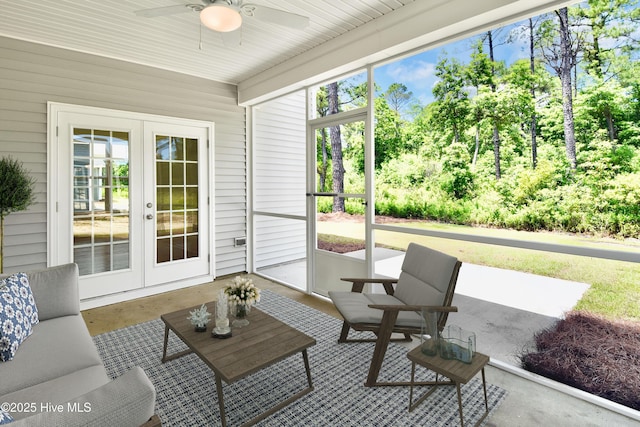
top-left (328, 243), bottom-right (462, 387)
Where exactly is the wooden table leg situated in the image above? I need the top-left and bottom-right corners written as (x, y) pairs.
top-left (215, 374), bottom-right (227, 427)
top-left (481, 368), bottom-right (489, 412)
top-left (161, 325), bottom-right (193, 363)
top-left (302, 349), bottom-right (313, 388)
top-left (456, 383), bottom-right (465, 427)
top-left (408, 362), bottom-right (416, 411)
top-left (161, 324), bottom-right (170, 362)
top-left (472, 368), bottom-right (490, 427)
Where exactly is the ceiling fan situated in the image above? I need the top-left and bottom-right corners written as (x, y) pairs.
top-left (135, 0), bottom-right (310, 33)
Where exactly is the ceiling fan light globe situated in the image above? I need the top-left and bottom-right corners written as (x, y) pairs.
top-left (200, 4), bottom-right (242, 32)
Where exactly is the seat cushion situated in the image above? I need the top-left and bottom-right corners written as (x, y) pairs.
top-left (329, 291), bottom-right (423, 328)
top-left (0, 315), bottom-right (105, 396)
top-left (394, 243), bottom-right (458, 306)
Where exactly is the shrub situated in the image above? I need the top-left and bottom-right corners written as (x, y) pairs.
top-left (377, 153), bottom-right (439, 188)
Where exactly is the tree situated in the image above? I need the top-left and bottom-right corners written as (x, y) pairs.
top-left (0, 157), bottom-right (35, 272)
top-left (576, 78), bottom-right (627, 144)
top-left (575, 0), bottom-right (640, 80)
top-left (574, 0), bottom-right (640, 141)
top-left (315, 87), bottom-right (330, 192)
top-left (384, 82), bottom-right (413, 142)
top-left (502, 58), bottom-right (555, 169)
top-left (529, 18), bottom-right (539, 169)
top-left (327, 82), bottom-right (345, 212)
top-left (486, 30), bottom-right (505, 179)
top-left (374, 96), bottom-right (404, 168)
top-left (315, 79), bottom-right (367, 203)
top-left (384, 83), bottom-right (413, 118)
top-left (539, 8), bottom-right (580, 169)
top-left (431, 55), bottom-right (470, 145)
top-left (441, 141), bottom-right (474, 199)
top-left (465, 39), bottom-right (494, 167)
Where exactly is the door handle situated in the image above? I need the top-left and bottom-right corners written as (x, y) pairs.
top-left (146, 214), bottom-right (153, 220)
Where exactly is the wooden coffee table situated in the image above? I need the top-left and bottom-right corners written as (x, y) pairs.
top-left (161, 303), bottom-right (316, 427)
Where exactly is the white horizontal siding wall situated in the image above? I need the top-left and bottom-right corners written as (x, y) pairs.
top-left (253, 91), bottom-right (307, 268)
top-left (0, 36), bottom-right (246, 276)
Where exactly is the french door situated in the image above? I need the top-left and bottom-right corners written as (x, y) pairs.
top-left (49, 104), bottom-right (213, 300)
top-left (143, 122), bottom-right (211, 286)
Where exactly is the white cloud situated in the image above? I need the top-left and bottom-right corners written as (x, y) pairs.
top-left (384, 59), bottom-right (437, 90)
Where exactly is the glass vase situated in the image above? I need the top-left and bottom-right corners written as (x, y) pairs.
top-left (420, 309), bottom-right (439, 356)
top-left (231, 303), bottom-right (251, 327)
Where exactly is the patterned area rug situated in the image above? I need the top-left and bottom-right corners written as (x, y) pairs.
top-left (93, 290), bottom-right (507, 426)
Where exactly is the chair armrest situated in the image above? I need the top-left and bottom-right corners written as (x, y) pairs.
top-left (141, 415), bottom-right (162, 427)
top-left (340, 278), bottom-right (398, 294)
top-left (368, 304), bottom-right (458, 313)
top-left (10, 367), bottom-right (156, 427)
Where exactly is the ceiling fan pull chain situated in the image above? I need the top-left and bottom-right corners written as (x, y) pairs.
top-left (199, 22), bottom-right (203, 50)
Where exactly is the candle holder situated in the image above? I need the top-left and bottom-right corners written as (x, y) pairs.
top-left (212, 290), bottom-right (232, 338)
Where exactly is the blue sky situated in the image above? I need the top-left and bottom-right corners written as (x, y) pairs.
top-left (374, 21), bottom-right (529, 106)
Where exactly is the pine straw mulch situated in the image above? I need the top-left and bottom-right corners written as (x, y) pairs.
top-left (317, 239), bottom-right (365, 253)
top-left (520, 311), bottom-right (640, 411)
top-left (316, 212), bottom-right (409, 253)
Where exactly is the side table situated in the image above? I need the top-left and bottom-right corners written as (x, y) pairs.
top-left (407, 346), bottom-right (490, 427)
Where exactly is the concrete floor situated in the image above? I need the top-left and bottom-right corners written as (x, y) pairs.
top-left (82, 274), bottom-right (640, 426)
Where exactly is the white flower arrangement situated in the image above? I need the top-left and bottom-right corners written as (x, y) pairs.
top-left (224, 276), bottom-right (261, 307)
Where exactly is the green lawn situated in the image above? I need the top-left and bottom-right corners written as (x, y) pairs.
top-left (317, 219), bottom-right (640, 321)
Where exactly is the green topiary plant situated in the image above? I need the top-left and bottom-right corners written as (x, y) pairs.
top-left (0, 157), bottom-right (36, 273)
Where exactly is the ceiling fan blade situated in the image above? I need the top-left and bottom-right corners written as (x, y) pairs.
top-left (245, 4), bottom-right (310, 29)
top-left (135, 4), bottom-right (193, 18)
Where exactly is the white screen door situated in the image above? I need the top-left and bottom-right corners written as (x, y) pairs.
top-left (308, 111), bottom-right (371, 297)
top-left (49, 104), bottom-right (212, 300)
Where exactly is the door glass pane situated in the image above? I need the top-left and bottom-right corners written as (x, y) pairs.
top-left (73, 128), bottom-right (130, 275)
top-left (185, 138), bottom-right (198, 161)
top-left (155, 134), bottom-right (199, 263)
top-left (157, 162), bottom-right (170, 185)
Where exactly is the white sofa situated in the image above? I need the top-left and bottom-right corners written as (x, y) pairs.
top-left (0, 263), bottom-right (159, 426)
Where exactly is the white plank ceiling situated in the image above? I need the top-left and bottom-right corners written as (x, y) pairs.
top-left (0, 0), bottom-right (415, 85)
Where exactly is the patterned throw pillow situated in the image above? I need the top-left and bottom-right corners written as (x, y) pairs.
top-left (0, 273), bottom-right (39, 362)
top-left (0, 406), bottom-right (13, 424)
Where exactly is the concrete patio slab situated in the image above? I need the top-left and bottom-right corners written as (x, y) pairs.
top-left (374, 253), bottom-right (590, 318)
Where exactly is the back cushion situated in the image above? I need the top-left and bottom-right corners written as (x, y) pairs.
top-left (394, 243), bottom-right (458, 306)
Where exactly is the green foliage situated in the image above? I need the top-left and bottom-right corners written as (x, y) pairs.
top-left (315, 1), bottom-right (640, 238)
top-left (377, 153), bottom-right (438, 188)
top-left (430, 55), bottom-right (470, 143)
top-left (0, 157), bottom-right (35, 219)
top-left (317, 197), bottom-right (366, 215)
top-left (599, 172), bottom-right (640, 235)
top-left (578, 134), bottom-right (636, 183)
top-left (0, 157), bottom-right (35, 272)
top-left (441, 142), bottom-right (474, 199)
top-left (513, 159), bottom-right (564, 204)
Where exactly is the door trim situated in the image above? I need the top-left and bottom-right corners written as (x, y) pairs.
top-left (47, 102), bottom-right (215, 300)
